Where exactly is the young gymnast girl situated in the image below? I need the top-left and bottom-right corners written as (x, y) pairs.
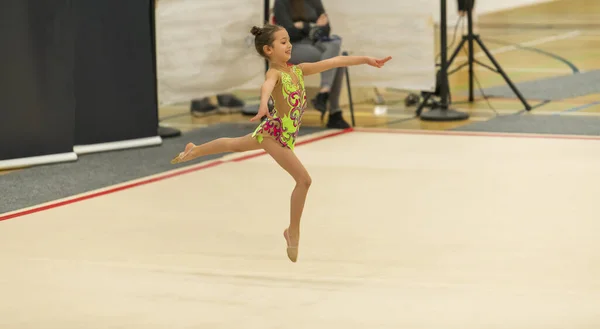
top-left (171, 23), bottom-right (391, 262)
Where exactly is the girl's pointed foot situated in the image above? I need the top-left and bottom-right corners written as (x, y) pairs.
top-left (283, 228), bottom-right (299, 263)
top-left (170, 143), bottom-right (195, 164)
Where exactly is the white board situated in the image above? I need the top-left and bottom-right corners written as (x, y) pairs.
top-left (155, 0), bottom-right (265, 105)
top-left (315, 0), bottom-right (437, 91)
top-left (155, 0), bottom-right (438, 105)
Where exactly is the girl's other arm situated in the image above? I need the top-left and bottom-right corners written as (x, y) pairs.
top-left (299, 55), bottom-right (392, 76)
top-left (250, 69), bottom-right (279, 122)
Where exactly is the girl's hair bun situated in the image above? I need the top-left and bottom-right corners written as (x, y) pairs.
top-left (250, 26), bottom-right (262, 36)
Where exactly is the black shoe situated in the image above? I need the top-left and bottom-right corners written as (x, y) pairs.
top-left (217, 94), bottom-right (244, 106)
top-left (311, 92), bottom-right (329, 121)
top-left (216, 94), bottom-right (245, 114)
top-left (190, 97), bottom-right (218, 117)
top-left (326, 111), bottom-right (351, 129)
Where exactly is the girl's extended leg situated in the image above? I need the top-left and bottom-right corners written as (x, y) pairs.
top-left (171, 133), bottom-right (261, 164)
top-left (260, 138), bottom-right (311, 262)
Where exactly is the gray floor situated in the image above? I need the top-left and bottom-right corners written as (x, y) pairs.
top-left (453, 114), bottom-right (600, 135)
top-left (1, 123), bottom-right (326, 215)
top-left (470, 69), bottom-right (600, 101)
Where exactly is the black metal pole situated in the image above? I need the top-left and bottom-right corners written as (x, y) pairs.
top-left (264, 0), bottom-right (270, 73)
top-left (439, 0), bottom-right (449, 109)
top-left (467, 6), bottom-right (474, 101)
top-left (419, 0), bottom-right (469, 121)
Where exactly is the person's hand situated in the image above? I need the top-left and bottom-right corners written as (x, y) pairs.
top-left (250, 103), bottom-right (272, 122)
top-left (366, 56), bottom-right (392, 68)
top-left (316, 14), bottom-right (328, 26)
top-left (294, 21), bottom-right (303, 29)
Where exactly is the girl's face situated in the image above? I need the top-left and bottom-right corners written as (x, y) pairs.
top-left (264, 28), bottom-right (292, 62)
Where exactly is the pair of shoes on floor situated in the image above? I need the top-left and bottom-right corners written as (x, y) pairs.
top-left (190, 94), bottom-right (245, 117)
top-left (311, 92), bottom-right (351, 129)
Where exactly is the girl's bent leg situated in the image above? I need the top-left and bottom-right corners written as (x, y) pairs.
top-left (260, 139), bottom-right (311, 262)
top-left (171, 134), bottom-right (261, 163)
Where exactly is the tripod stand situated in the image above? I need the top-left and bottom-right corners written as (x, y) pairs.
top-left (446, 3), bottom-right (531, 111)
top-left (418, 0), bottom-right (531, 121)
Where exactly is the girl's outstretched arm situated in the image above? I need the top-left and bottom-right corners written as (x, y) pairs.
top-left (250, 69), bottom-right (279, 122)
top-left (299, 55), bottom-right (392, 76)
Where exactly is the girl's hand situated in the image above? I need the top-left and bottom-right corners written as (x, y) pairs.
top-left (366, 56), bottom-right (392, 68)
top-left (294, 21), bottom-right (304, 29)
top-left (316, 14), bottom-right (328, 26)
top-left (250, 104), bottom-right (272, 122)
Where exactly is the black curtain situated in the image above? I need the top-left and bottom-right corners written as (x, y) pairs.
top-left (0, 0), bottom-right (75, 161)
top-left (73, 0), bottom-right (158, 146)
top-left (0, 0), bottom-right (159, 163)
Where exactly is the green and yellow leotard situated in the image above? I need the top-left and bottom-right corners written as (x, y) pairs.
top-left (252, 64), bottom-right (307, 151)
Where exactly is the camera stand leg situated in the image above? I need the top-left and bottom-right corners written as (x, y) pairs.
top-left (474, 35), bottom-right (532, 111)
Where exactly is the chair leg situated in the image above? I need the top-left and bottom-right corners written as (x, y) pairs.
top-left (342, 51), bottom-right (355, 127)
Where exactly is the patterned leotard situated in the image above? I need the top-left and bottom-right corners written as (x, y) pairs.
top-left (251, 65), bottom-right (307, 151)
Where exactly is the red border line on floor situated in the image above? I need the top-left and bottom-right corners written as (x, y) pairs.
top-left (0, 128), bottom-right (354, 222)
top-left (0, 161), bottom-right (224, 222)
top-left (353, 127), bottom-right (600, 141)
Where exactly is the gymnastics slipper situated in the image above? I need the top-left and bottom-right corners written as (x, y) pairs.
top-left (283, 228), bottom-right (298, 263)
top-left (170, 143), bottom-right (194, 164)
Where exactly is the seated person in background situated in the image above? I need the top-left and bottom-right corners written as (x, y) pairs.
top-left (273, 0), bottom-right (350, 129)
